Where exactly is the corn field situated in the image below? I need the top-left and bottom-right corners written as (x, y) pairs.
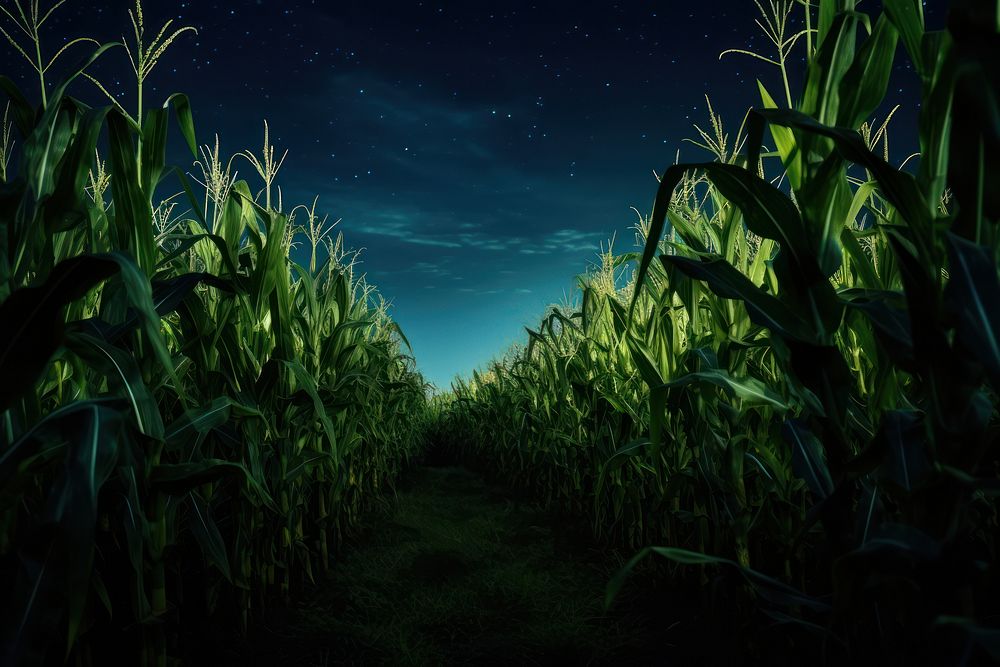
top-left (1, 0), bottom-right (999, 664)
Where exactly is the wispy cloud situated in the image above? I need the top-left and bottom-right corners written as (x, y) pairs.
top-left (411, 261), bottom-right (447, 273)
top-left (352, 211), bottom-right (462, 248)
top-left (407, 237), bottom-right (463, 248)
top-left (349, 201), bottom-right (607, 253)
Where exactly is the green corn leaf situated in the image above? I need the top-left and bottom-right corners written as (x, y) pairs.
top-left (840, 227), bottom-right (882, 289)
top-left (22, 97), bottom-right (75, 209)
top-left (803, 12), bottom-right (859, 125)
top-left (69, 271), bottom-right (232, 347)
top-left (103, 252), bottom-right (183, 398)
top-left (944, 234), bottom-right (1000, 388)
top-left (796, 153), bottom-right (851, 278)
top-left (107, 111), bottom-right (155, 272)
top-left (164, 397), bottom-right (231, 449)
top-left (140, 106), bottom-right (169, 195)
top-left (149, 271), bottom-right (236, 314)
top-left (758, 80), bottom-right (801, 189)
top-left (784, 419), bottom-right (834, 500)
top-left (164, 396), bottom-right (266, 451)
top-left (140, 95), bottom-right (197, 205)
top-left (667, 211), bottom-right (709, 252)
top-left (699, 163), bottom-right (809, 268)
top-left (186, 491), bottom-right (232, 580)
top-left (629, 164), bottom-right (689, 319)
top-left (662, 369), bottom-right (789, 412)
top-left (817, 0), bottom-right (849, 46)
top-left (606, 545), bottom-right (829, 613)
top-left (44, 105), bottom-right (110, 235)
top-left (171, 167), bottom-right (210, 229)
top-left (284, 360), bottom-right (339, 459)
top-left (63, 332), bottom-right (165, 440)
top-left (151, 459), bottom-right (254, 495)
top-left (594, 439), bottom-right (655, 502)
top-left (284, 449), bottom-right (333, 484)
top-left (841, 288), bottom-right (914, 365)
top-left (0, 75), bottom-right (36, 136)
top-left (625, 335), bottom-right (665, 389)
top-left (837, 15), bottom-right (900, 130)
top-left (883, 0), bottom-right (926, 76)
top-left (663, 254), bottom-right (813, 342)
top-left (0, 255), bottom-right (118, 413)
top-left (0, 398), bottom-right (126, 488)
top-left (155, 233), bottom-right (242, 280)
top-left (163, 93), bottom-right (198, 157)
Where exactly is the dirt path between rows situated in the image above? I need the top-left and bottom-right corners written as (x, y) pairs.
top-left (217, 464), bottom-right (688, 665)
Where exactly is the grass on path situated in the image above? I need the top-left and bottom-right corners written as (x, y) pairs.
top-left (222, 464), bottom-right (694, 665)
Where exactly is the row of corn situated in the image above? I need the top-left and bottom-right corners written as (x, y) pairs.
top-left (0, 2), bottom-right (428, 665)
top-left (435, 0), bottom-right (1000, 661)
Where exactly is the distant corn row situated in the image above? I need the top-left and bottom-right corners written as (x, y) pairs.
top-left (437, 0), bottom-right (1000, 661)
top-left (0, 2), bottom-right (427, 665)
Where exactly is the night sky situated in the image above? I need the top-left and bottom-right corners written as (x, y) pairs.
top-left (5, 1), bottom-right (946, 388)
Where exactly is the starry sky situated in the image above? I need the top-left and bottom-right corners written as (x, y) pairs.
top-left (5, 0), bottom-right (945, 389)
